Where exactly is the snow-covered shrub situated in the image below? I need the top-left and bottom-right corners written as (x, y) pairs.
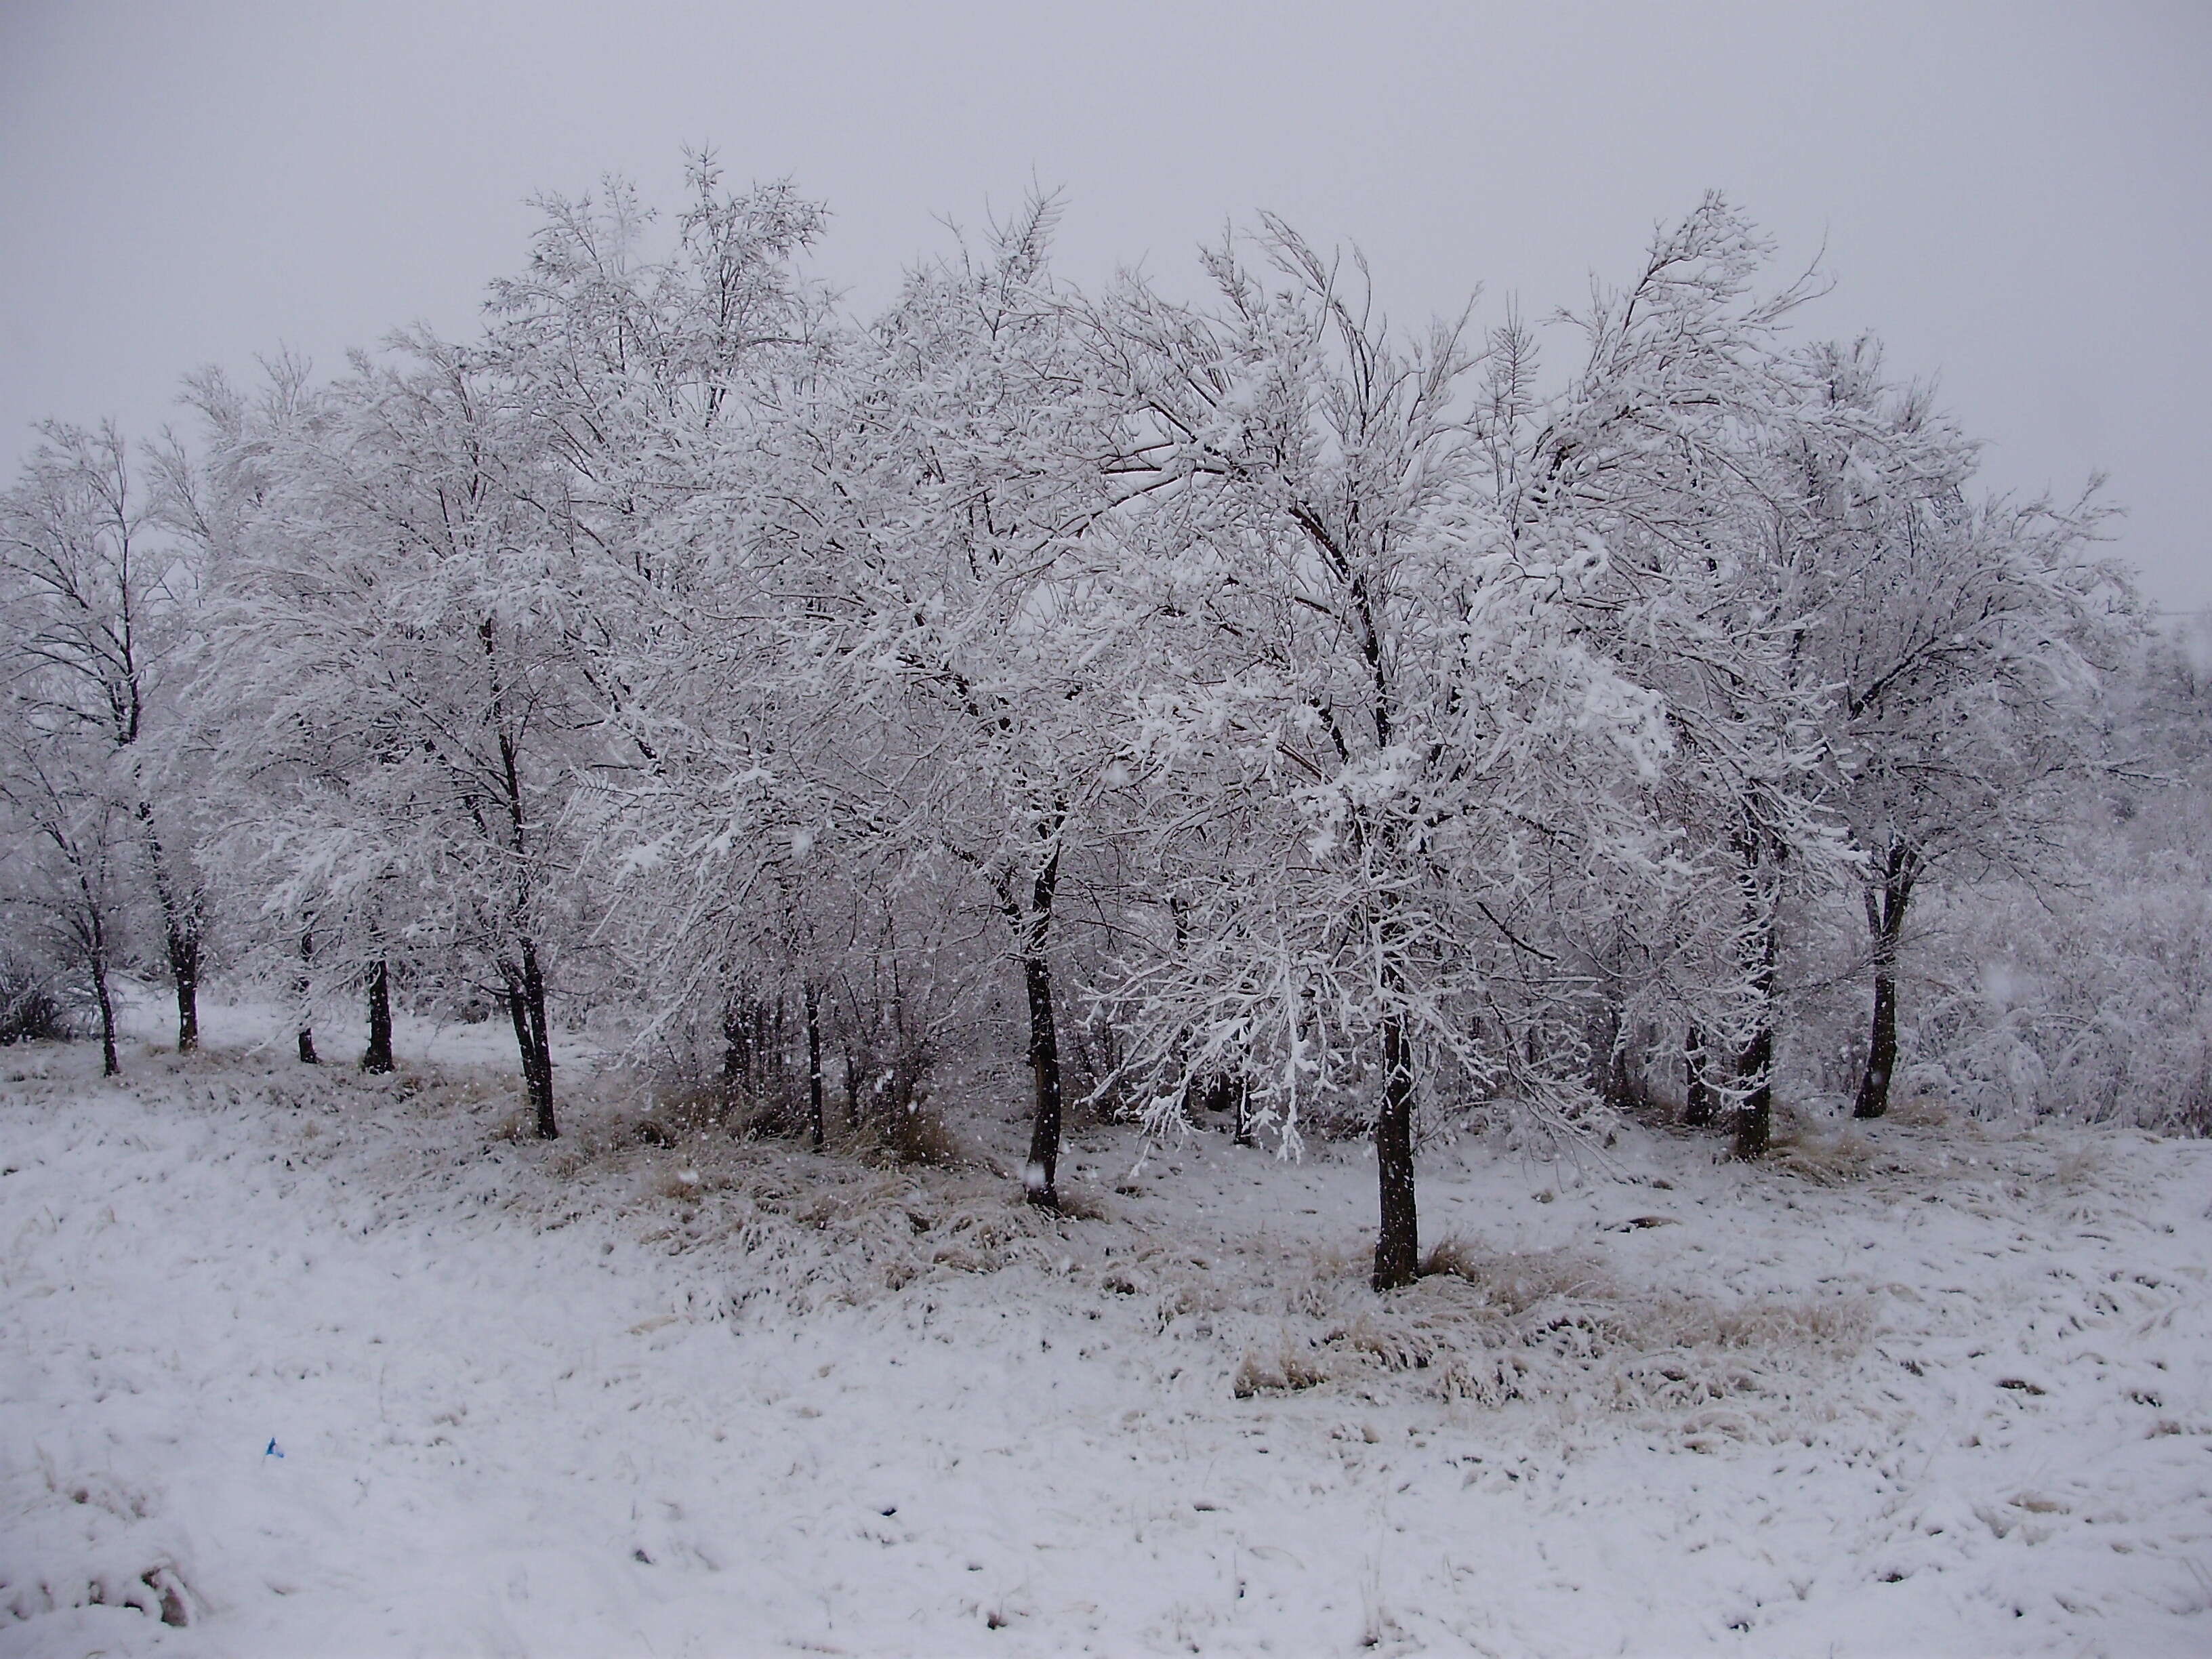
top-left (0, 963), bottom-right (72, 1045)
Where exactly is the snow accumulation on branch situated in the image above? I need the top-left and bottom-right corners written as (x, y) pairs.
top-left (5, 166), bottom-right (2210, 1656)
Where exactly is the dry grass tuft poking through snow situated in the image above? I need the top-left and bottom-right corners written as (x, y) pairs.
top-left (3, 999), bottom-right (2209, 1656)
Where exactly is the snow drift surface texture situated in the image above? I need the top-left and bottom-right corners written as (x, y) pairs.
top-left (3, 1006), bottom-right (2209, 1656)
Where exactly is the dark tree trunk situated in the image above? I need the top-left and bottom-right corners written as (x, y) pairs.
top-left (1021, 949), bottom-right (1063, 1208)
top-left (720, 991), bottom-right (792, 1113)
top-left (360, 959), bottom-right (394, 1073)
top-left (501, 942), bottom-right (556, 1139)
top-left (295, 930), bottom-right (319, 1065)
top-left (1727, 826), bottom-right (1784, 1162)
top-left (1372, 1010), bottom-right (1421, 1290)
top-left (1683, 1023), bottom-right (1716, 1127)
top-left (520, 943), bottom-right (556, 1139)
top-left (1732, 909), bottom-right (1778, 1161)
top-left (501, 984), bottom-right (534, 1105)
top-left (1732, 1023), bottom-right (1774, 1160)
top-left (1004, 810), bottom-right (1067, 1210)
top-left (1170, 895), bottom-right (1203, 1127)
top-left (137, 808), bottom-right (201, 1054)
top-left (1853, 842), bottom-right (1917, 1121)
top-left (1855, 967), bottom-right (1899, 1121)
top-left (804, 980), bottom-right (825, 1151)
top-left (73, 865), bottom-right (120, 1077)
top-left (1205, 1071), bottom-right (1255, 1145)
top-left (1588, 1000), bottom-right (1637, 1111)
top-left (90, 954), bottom-right (118, 1078)
top-left (171, 948), bottom-right (201, 1054)
top-left (484, 713), bottom-right (553, 1135)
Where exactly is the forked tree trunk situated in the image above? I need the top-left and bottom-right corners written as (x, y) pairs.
top-left (1683, 1023), bottom-right (1717, 1126)
top-left (501, 941), bottom-right (556, 1139)
top-left (1372, 1010), bottom-right (1421, 1291)
top-left (485, 710), bottom-right (553, 1135)
top-left (1853, 842), bottom-right (1918, 1121)
top-left (360, 959), bottom-right (394, 1073)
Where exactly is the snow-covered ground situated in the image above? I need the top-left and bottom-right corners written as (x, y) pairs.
top-left (4, 996), bottom-right (2209, 1657)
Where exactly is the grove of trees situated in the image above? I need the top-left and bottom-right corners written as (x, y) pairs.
top-left (5, 158), bottom-right (2185, 1291)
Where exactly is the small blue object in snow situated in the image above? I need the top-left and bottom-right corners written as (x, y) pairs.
top-left (264, 1439), bottom-right (283, 1458)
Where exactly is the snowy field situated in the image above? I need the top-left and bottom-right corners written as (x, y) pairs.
top-left (4, 998), bottom-right (2209, 1658)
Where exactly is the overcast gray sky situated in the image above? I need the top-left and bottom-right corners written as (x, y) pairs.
top-left (4, 0), bottom-right (2206, 607)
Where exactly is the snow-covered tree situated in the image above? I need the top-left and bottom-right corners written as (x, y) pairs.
top-left (473, 159), bottom-right (895, 1130)
top-left (161, 359), bottom-right (394, 1071)
top-left (1778, 338), bottom-right (2129, 1120)
top-left (1498, 197), bottom-right (1848, 1158)
top-left (784, 199), bottom-right (1146, 1206)
top-left (1, 422), bottom-right (207, 1054)
top-left (194, 329), bottom-right (618, 1134)
top-left (1096, 222), bottom-right (1685, 1285)
top-left (0, 712), bottom-right (131, 1072)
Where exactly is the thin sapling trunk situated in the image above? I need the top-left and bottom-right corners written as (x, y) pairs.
top-left (804, 980), bottom-right (825, 1151)
top-left (90, 954), bottom-right (119, 1078)
top-left (73, 861), bottom-right (119, 1077)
